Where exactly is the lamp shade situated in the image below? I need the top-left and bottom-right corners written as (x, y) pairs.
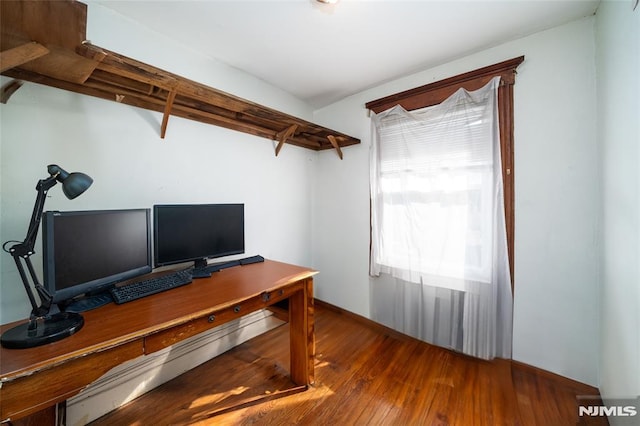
top-left (48, 164), bottom-right (93, 199)
top-left (61, 172), bottom-right (93, 199)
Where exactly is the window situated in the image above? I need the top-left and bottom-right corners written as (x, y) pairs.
top-left (374, 99), bottom-right (496, 289)
top-left (366, 56), bottom-right (523, 285)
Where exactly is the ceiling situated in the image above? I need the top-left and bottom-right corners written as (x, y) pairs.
top-left (95, 0), bottom-right (600, 109)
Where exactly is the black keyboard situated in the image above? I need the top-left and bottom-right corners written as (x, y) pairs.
top-left (110, 270), bottom-right (193, 304)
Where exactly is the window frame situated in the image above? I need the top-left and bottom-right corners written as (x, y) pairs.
top-left (366, 56), bottom-right (524, 286)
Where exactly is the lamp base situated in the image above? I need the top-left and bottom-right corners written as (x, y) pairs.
top-left (1, 312), bottom-right (84, 349)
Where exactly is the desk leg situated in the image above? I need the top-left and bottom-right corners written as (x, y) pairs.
top-left (289, 277), bottom-right (314, 386)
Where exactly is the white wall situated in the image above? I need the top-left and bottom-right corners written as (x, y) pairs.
top-left (0, 2), bottom-right (317, 324)
top-left (312, 17), bottom-right (600, 386)
top-left (596, 0), bottom-right (640, 417)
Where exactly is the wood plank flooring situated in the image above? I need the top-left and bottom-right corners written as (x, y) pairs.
top-left (89, 302), bottom-right (607, 425)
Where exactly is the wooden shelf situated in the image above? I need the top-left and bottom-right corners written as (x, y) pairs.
top-left (0, 0), bottom-right (360, 157)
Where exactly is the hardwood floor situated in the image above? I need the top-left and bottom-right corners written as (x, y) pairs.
top-left (89, 302), bottom-right (607, 425)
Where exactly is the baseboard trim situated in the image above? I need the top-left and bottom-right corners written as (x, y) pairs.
top-left (511, 360), bottom-right (600, 394)
top-left (315, 298), bottom-right (414, 342)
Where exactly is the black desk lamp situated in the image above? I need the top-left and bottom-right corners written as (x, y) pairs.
top-left (1, 165), bottom-right (93, 349)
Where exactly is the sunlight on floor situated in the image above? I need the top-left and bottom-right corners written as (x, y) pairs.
top-left (189, 386), bottom-right (251, 408)
top-left (192, 384), bottom-right (336, 425)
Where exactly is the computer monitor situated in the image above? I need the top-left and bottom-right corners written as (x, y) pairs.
top-left (153, 204), bottom-right (245, 270)
top-left (42, 209), bottom-right (152, 306)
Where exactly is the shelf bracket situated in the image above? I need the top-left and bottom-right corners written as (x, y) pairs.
top-left (274, 124), bottom-right (298, 156)
top-left (1, 79), bottom-right (24, 104)
top-left (160, 88), bottom-right (178, 139)
top-left (327, 135), bottom-right (344, 160)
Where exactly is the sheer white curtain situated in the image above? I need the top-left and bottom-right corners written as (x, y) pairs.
top-left (369, 77), bottom-right (512, 360)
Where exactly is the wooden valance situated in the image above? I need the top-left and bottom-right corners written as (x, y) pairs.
top-left (0, 0), bottom-right (359, 158)
top-left (365, 56), bottom-right (524, 113)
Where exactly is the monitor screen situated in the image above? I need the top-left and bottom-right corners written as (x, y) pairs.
top-left (42, 209), bottom-right (152, 303)
top-left (153, 204), bottom-right (245, 269)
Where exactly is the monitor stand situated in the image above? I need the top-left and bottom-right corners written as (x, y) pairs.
top-left (191, 258), bottom-right (212, 279)
top-left (191, 269), bottom-right (212, 279)
top-left (62, 291), bottom-right (114, 313)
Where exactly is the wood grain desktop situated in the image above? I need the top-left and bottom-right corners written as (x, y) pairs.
top-left (0, 260), bottom-right (317, 424)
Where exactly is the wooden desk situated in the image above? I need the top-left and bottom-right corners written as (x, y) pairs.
top-left (0, 260), bottom-right (317, 423)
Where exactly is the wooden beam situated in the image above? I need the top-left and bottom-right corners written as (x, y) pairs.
top-left (327, 135), bottom-right (344, 160)
top-left (0, 1), bottom-right (88, 51)
top-left (160, 88), bottom-right (177, 139)
top-left (0, 42), bottom-right (49, 72)
top-left (275, 124), bottom-right (298, 156)
top-left (1, 79), bottom-right (23, 104)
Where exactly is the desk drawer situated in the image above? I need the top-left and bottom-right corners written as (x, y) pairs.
top-left (145, 281), bottom-right (302, 354)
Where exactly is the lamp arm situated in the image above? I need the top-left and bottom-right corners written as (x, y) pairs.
top-left (12, 254), bottom-right (53, 318)
top-left (8, 175), bottom-right (58, 318)
top-left (18, 175), bottom-right (58, 255)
